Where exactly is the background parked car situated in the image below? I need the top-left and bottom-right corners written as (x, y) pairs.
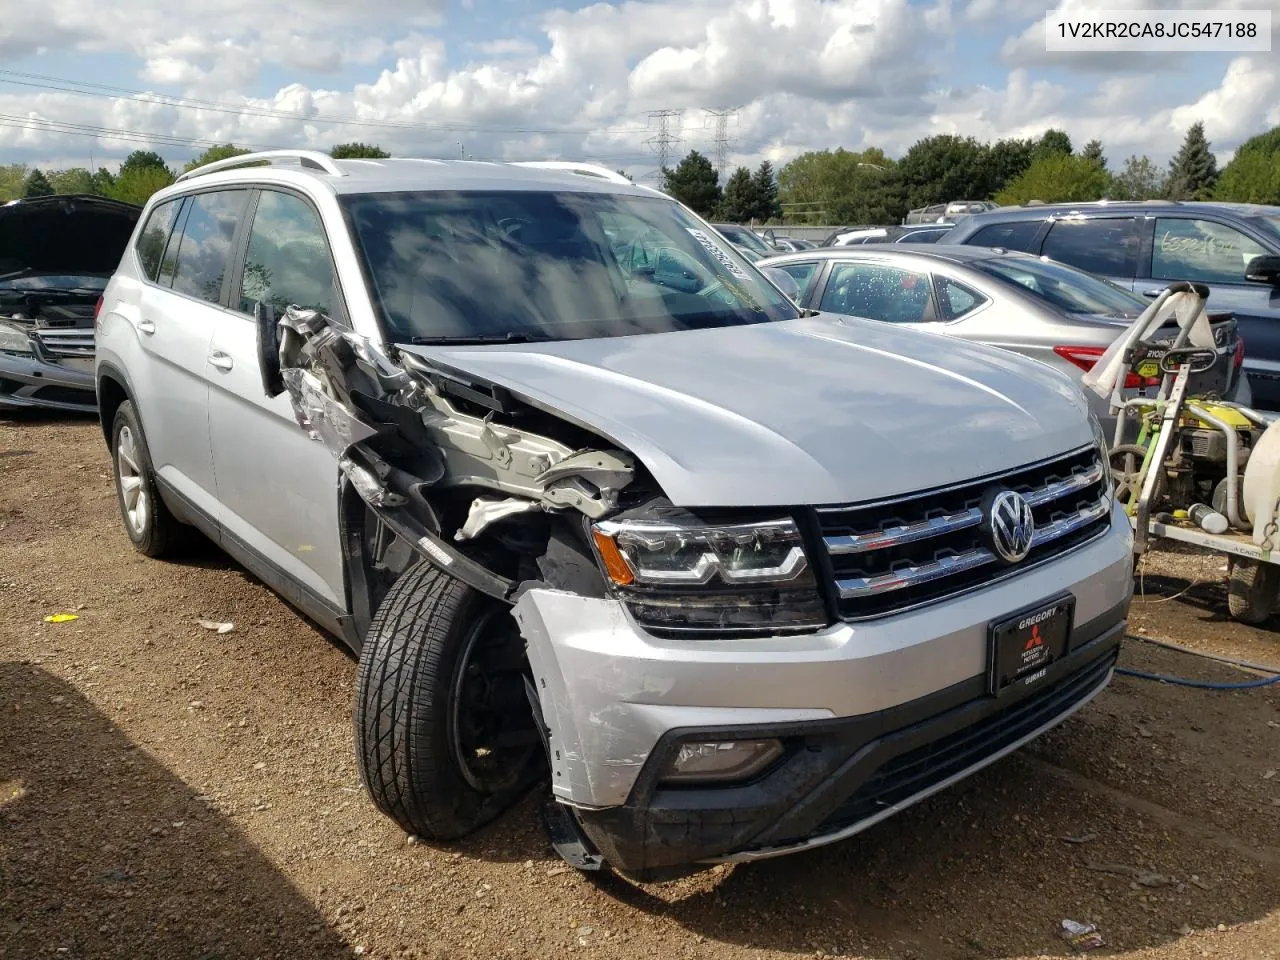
top-left (944, 201), bottom-right (1280, 409)
top-left (758, 244), bottom-right (1249, 429)
top-left (710, 222), bottom-right (775, 261)
top-left (0, 195), bottom-right (141, 413)
top-left (830, 224), bottom-right (955, 246)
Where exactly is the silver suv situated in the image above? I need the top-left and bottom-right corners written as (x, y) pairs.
top-left (95, 151), bottom-right (1134, 878)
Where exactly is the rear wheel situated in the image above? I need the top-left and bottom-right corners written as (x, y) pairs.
top-left (354, 562), bottom-right (542, 840)
top-left (111, 401), bottom-right (189, 558)
top-left (1226, 559), bottom-right (1280, 625)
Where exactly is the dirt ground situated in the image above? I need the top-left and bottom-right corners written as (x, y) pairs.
top-left (1, 413), bottom-right (1277, 960)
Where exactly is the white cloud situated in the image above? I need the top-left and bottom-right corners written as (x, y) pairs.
top-left (0, 0), bottom-right (1277, 180)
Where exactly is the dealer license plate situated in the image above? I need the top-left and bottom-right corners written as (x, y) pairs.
top-left (987, 596), bottom-right (1074, 694)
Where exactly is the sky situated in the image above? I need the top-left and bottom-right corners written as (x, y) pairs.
top-left (1, 0), bottom-right (1278, 181)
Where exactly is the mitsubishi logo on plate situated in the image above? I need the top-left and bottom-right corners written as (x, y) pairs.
top-left (983, 489), bottom-right (1035, 564)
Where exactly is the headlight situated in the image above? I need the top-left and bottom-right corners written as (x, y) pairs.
top-left (590, 511), bottom-right (827, 636)
top-left (0, 321), bottom-right (33, 355)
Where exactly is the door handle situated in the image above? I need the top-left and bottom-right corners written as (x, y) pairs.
top-left (208, 352), bottom-right (234, 371)
top-left (137, 319), bottom-right (156, 334)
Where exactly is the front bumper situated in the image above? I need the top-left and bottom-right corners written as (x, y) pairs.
top-left (513, 500), bottom-right (1133, 873)
top-left (0, 350), bottom-right (96, 413)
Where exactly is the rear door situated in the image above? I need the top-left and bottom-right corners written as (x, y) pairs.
top-left (206, 188), bottom-right (348, 607)
top-left (1142, 215), bottom-right (1280, 409)
top-left (1038, 216), bottom-right (1141, 290)
top-left (134, 189), bottom-right (249, 518)
top-left (814, 259), bottom-right (943, 329)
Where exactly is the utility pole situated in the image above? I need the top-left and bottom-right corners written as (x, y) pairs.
top-left (703, 107), bottom-right (739, 179)
top-left (643, 109), bottom-right (684, 177)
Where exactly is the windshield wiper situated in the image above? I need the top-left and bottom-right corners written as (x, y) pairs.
top-left (403, 331), bottom-right (548, 346)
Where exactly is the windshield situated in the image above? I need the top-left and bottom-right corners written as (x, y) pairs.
top-left (974, 255), bottom-right (1147, 316)
top-left (714, 224), bottom-right (775, 258)
top-left (343, 191), bottom-right (798, 343)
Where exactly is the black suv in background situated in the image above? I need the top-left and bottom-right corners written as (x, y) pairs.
top-left (945, 202), bottom-right (1280, 409)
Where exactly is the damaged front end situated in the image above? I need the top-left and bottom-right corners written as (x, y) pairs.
top-left (269, 304), bottom-right (636, 610)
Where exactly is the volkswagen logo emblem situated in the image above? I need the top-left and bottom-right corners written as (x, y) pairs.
top-left (982, 489), bottom-right (1035, 564)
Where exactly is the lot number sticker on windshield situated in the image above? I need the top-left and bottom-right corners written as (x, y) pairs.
top-left (686, 228), bottom-right (750, 280)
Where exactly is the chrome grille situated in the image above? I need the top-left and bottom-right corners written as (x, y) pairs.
top-left (816, 445), bottom-right (1110, 620)
top-left (34, 329), bottom-right (95, 360)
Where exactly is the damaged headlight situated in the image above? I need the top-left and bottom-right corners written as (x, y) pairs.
top-left (0, 321), bottom-right (33, 356)
top-left (590, 512), bottom-right (828, 637)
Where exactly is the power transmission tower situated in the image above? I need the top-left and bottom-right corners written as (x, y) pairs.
top-left (644, 109), bottom-right (684, 178)
top-left (703, 107), bottom-right (739, 178)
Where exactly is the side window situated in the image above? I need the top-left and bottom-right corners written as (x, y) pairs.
top-left (776, 261), bottom-right (821, 300)
top-left (967, 221), bottom-right (1041, 253)
top-left (819, 263), bottom-right (933, 323)
top-left (169, 191), bottom-right (248, 304)
top-left (1152, 218), bottom-right (1268, 284)
top-left (239, 191), bottom-right (338, 316)
top-left (135, 199), bottom-right (179, 282)
top-left (937, 277), bottom-right (987, 320)
top-left (1041, 217), bottom-right (1138, 276)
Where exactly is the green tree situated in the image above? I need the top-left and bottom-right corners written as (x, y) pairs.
top-left (1080, 139), bottom-right (1107, 170)
top-left (717, 167), bottom-right (757, 221)
top-left (1166, 122), bottom-right (1218, 200)
top-left (1215, 125), bottom-right (1280, 203)
top-left (49, 168), bottom-right (95, 195)
top-left (1111, 154), bottom-right (1165, 200)
top-left (895, 135), bottom-right (995, 210)
top-left (777, 148), bottom-right (900, 224)
top-left (615, 169), bottom-right (633, 181)
top-left (995, 154), bottom-right (1110, 205)
top-left (329, 142), bottom-right (390, 159)
top-left (1215, 151), bottom-right (1280, 204)
top-left (184, 143), bottom-right (251, 173)
top-left (1034, 129), bottom-right (1073, 160)
top-left (89, 168), bottom-right (116, 197)
top-left (22, 169), bottom-right (54, 198)
top-left (988, 138), bottom-right (1035, 194)
top-left (0, 163), bottom-right (30, 201)
top-left (662, 150), bottom-right (721, 216)
top-left (118, 150), bottom-right (169, 180)
top-left (109, 164), bottom-right (175, 206)
top-left (751, 160), bottom-right (781, 221)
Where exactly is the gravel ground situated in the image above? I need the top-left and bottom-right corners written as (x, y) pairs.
top-left (1, 413), bottom-right (1277, 960)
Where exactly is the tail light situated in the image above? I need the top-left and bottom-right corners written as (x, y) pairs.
top-left (1234, 336), bottom-right (1245, 369)
top-left (1053, 345), bottom-right (1159, 389)
top-left (93, 295), bottom-right (104, 332)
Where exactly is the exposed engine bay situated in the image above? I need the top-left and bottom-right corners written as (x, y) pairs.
top-left (271, 305), bottom-right (640, 615)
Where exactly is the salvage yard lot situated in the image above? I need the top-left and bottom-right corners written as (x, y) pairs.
top-left (1, 413), bottom-right (1277, 960)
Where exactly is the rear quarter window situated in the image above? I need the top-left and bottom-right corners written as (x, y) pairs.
top-left (965, 221), bottom-right (1042, 253)
top-left (135, 199), bottom-right (180, 282)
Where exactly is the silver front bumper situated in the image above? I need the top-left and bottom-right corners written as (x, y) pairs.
top-left (513, 500), bottom-right (1134, 810)
top-left (0, 350), bottom-right (97, 413)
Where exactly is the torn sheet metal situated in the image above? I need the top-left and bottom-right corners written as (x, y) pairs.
top-left (274, 305), bottom-right (635, 530)
top-left (457, 497), bottom-right (542, 541)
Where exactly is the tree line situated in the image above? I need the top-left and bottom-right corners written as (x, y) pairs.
top-left (661, 122), bottom-right (1280, 225)
top-left (0, 142), bottom-right (391, 205)
top-left (4, 124), bottom-right (1278, 222)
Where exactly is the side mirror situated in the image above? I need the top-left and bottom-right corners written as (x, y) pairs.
top-left (762, 266), bottom-right (801, 303)
top-left (254, 301), bottom-right (285, 398)
top-left (1245, 254), bottom-right (1280, 286)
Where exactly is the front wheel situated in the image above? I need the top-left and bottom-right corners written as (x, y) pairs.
top-left (353, 562), bottom-right (543, 840)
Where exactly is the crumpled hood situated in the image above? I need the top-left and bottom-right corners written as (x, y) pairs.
top-left (401, 315), bottom-right (1094, 507)
top-left (0, 195), bottom-right (140, 277)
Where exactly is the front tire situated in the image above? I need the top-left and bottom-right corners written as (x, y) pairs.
top-left (111, 400), bottom-right (188, 558)
top-left (354, 562), bottom-right (542, 840)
